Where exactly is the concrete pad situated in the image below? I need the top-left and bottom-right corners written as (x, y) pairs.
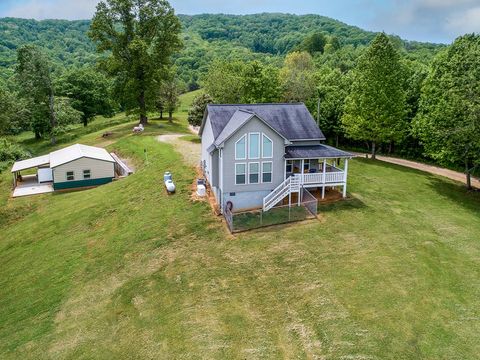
top-left (13, 178), bottom-right (54, 198)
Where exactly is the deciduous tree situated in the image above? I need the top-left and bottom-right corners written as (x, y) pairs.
top-left (280, 51), bottom-right (316, 103)
top-left (15, 45), bottom-right (58, 144)
top-left (57, 67), bottom-right (115, 127)
top-left (188, 93), bottom-right (212, 127)
top-left (89, 0), bottom-right (182, 125)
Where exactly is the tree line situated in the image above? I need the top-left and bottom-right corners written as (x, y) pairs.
top-left (189, 32), bottom-right (479, 189)
top-left (0, 0), bottom-right (184, 147)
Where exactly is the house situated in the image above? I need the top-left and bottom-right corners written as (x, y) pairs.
top-left (199, 103), bottom-right (353, 213)
top-left (11, 144), bottom-right (131, 197)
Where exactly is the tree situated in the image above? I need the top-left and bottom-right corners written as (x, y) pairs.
top-left (342, 33), bottom-right (407, 159)
top-left (203, 60), bottom-right (244, 103)
top-left (241, 61), bottom-right (281, 103)
top-left (53, 97), bottom-right (83, 135)
top-left (57, 67), bottom-right (115, 127)
top-left (89, 0), bottom-right (182, 125)
top-left (297, 32), bottom-right (327, 55)
top-left (15, 45), bottom-right (59, 144)
top-left (158, 75), bottom-right (181, 122)
top-left (414, 34), bottom-right (480, 189)
top-left (315, 66), bottom-right (351, 147)
top-left (187, 93), bottom-right (213, 127)
top-left (280, 51), bottom-right (316, 103)
top-left (0, 86), bottom-right (28, 135)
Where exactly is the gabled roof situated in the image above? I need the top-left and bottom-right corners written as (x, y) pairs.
top-left (212, 109), bottom-right (288, 148)
top-left (213, 109), bottom-right (254, 147)
top-left (202, 103), bottom-right (326, 142)
top-left (285, 145), bottom-right (353, 159)
top-left (49, 144), bottom-right (115, 168)
top-left (11, 154), bottom-right (50, 173)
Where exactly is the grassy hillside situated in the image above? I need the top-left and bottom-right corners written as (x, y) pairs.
top-left (1, 92), bottom-right (480, 358)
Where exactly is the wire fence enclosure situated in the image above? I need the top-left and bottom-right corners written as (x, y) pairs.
top-left (224, 187), bottom-right (318, 233)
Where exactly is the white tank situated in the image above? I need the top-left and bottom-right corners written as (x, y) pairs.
top-left (196, 184), bottom-right (206, 197)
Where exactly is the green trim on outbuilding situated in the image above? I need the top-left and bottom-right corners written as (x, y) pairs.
top-left (53, 177), bottom-right (113, 190)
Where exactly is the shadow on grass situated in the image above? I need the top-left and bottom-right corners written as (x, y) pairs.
top-left (318, 197), bottom-right (367, 213)
top-left (427, 177), bottom-right (480, 214)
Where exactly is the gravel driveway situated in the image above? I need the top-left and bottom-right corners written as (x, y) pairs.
top-left (156, 134), bottom-right (201, 168)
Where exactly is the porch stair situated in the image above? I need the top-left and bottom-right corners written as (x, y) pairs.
top-left (263, 176), bottom-right (301, 212)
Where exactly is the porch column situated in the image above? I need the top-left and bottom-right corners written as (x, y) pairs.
top-left (301, 159), bottom-right (304, 185)
top-left (343, 158), bottom-right (349, 198)
top-left (322, 159), bottom-right (326, 199)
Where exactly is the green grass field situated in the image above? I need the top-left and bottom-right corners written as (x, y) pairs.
top-left (1, 92), bottom-right (480, 359)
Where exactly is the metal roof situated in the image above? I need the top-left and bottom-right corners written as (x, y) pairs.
top-left (284, 145), bottom-right (353, 159)
top-left (50, 144), bottom-right (115, 168)
top-left (206, 103), bottom-right (326, 141)
top-left (11, 154), bottom-right (50, 173)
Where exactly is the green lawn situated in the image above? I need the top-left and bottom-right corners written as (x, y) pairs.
top-left (1, 93), bottom-right (480, 359)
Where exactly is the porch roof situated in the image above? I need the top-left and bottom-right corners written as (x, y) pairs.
top-left (11, 154), bottom-right (50, 173)
top-left (284, 145), bottom-right (353, 159)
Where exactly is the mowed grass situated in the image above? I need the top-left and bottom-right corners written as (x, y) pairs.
top-left (1, 95), bottom-right (480, 358)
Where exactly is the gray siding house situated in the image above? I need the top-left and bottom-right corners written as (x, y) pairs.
top-left (199, 103), bottom-right (353, 213)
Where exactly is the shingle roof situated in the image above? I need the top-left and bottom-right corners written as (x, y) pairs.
top-left (285, 145), bottom-right (353, 159)
top-left (206, 103), bottom-right (325, 142)
top-left (213, 109), bottom-right (255, 147)
top-left (49, 144), bottom-right (115, 168)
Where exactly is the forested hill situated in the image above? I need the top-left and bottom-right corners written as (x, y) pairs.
top-left (0, 14), bottom-right (445, 86)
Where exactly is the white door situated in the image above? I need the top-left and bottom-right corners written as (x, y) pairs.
top-left (37, 168), bottom-right (53, 183)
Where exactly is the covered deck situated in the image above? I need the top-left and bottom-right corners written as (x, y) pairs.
top-left (285, 144), bottom-right (352, 198)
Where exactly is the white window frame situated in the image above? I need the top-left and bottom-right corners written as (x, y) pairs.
top-left (286, 160), bottom-right (293, 173)
top-left (235, 135), bottom-right (247, 160)
top-left (83, 169), bottom-right (91, 179)
top-left (304, 159), bottom-right (310, 172)
top-left (262, 161), bottom-right (273, 184)
top-left (262, 133), bottom-right (273, 159)
top-left (66, 171), bottom-right (74, 181)
top-left (235, 163), bottom-right (247, 185)
top-left (248, 162), bottom-right (260, 184)
top-left (248, 132), bottom-right (260, 159)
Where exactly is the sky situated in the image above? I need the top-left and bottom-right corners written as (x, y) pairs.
top-left (1, 0), bottom-right (480, 43)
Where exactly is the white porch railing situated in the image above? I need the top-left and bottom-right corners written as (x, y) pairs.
top-left (293, 169), bottom-right (346, 185)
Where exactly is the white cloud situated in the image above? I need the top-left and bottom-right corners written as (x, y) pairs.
top-left (5, 0), bottom-right (100, 20)
top-left (447, 6), bottom-right (480, 34)
top-left (369, 0), bottom-right (480, 43)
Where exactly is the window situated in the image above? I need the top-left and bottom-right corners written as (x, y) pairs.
top-left (249, 162), bottom-right (260, 184)
top-left (235, 135), bottom-right (246, 160)
top-left (83, 169), bottom-right (91, 179)
top-left (248, 133), bottom-right (260, 159)
top-left (304, 159), bottom-right (310, 172)
top-left (262, 134), bottom-right (273, 158)
top-left (66, 171), bottom-right (74, 181)
top-left (286, 160), bottom-right (293, 173)
top-left (262, 162), bottom-right (272, 183)
top-left (235, 163), bottom-right (246, 185)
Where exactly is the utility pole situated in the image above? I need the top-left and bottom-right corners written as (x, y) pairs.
top-left (317, 97), bottom-right (321, 126)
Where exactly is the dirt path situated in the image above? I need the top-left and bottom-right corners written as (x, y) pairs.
top-left (156, 134), bottom-right (201, 168)
top-left (355, 153), bottom-right (479, 189)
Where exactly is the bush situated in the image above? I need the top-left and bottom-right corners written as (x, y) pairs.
top-left (0, 138), bottom-right (29, 162)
